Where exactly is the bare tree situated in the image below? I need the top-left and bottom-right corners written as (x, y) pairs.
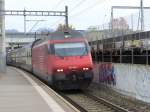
top-left (56, 24), bottom-right (75, 31)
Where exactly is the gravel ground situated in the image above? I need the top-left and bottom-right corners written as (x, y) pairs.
top-left (88, 83), bottom-right (150, 112)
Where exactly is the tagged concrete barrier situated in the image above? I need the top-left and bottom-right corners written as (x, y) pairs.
top-left (93, 63), bottom-right (150, 103)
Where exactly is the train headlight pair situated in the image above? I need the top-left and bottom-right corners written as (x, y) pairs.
top-left (83, 67), bottom-right (89, 71)
top-left (57, 69), bottom-right (64, 72)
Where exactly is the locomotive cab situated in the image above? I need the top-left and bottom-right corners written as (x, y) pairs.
top-left (32, 30), bottom-right (93, 90)
top-left (47, 31), bottom-right (93, 89)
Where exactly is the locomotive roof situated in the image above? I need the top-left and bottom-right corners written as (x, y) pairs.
top-left (47, 30), bottom-right (84, 40)
top-left (32, 31), bottom-right (87, 47)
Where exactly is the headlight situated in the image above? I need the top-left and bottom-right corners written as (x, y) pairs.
top-left (83, 67), bottom-right (89, 71)
top-left (57, 69), bottom-right (63, 72)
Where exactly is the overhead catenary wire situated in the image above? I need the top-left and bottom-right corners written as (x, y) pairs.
top-left (137, 10), bottom-right (141, 31)
top-left (51, 0), bottom-right (106, 28)
top-left (98, 0), bottom-right (110, 30)
top-left (69, 0), bottom-right (87, 14)
top-left (50, 18), bottom-right (65, 28)
top-left (43, 0), bottom-right (64, 26)
top-left (69, 0), bottom-right (106, 19)
top-left (50, 0), bottom-right (106, 29)
top-left (102, 0), bottom-right (110, 24)
top-left (51, 0), bottom-right (64, 10)
top-left (50, 0), bottom-right (88, 28)
top-left (30, 0), bottom-right (64, 32)
top-left (28, 20), bottom-right (46, 32)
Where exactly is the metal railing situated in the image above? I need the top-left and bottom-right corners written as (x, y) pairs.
top-left (90, 31), bottom-right (150, 65)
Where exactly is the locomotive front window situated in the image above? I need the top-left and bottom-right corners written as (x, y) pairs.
top-left (54, 42), bottom-right (88, 56)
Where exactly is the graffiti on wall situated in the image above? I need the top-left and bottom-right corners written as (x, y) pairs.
top-left (99, 63), bottom-right (116, 85)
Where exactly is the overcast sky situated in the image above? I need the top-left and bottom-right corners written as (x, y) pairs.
top-left (5, 0), bottom-right (150, 32)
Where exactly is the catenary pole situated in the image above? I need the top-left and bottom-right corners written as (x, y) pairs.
top-left (0, 0), bottom-right (6, 73)
top-left (65, 6), bottom-right (69, 29)
top-left (140, 0), bottom-right (144, 31)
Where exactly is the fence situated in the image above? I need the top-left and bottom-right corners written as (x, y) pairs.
top-left (89, 31), bottom-right (150, 65)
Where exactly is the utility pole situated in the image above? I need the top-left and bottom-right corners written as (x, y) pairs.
top-left (131, 14), bottom-right (134, 31)
top-left (140, 0), bottom-right (144, 31)
top-left (111, 7), bottom-right (113, 30)
top-left (65, 6), bottom-right (69, 29)
top-left (24, 8), bottom-right (26, 34)
top-left (111, 7), bottom-right (114, 38)
top-left (0, 0), bottom-right (6, 73)
top-left (111, 5), bottom-right (148, 32)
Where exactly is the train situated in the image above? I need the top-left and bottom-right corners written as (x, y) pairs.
top-left (7, 30), bottom-right (94, 90)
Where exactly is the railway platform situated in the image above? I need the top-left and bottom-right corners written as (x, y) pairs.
top-left (0, 67), bottom-right (78, 112)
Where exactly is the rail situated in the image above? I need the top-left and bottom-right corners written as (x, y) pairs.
top-left (61, 91), bottom-right (131, 112)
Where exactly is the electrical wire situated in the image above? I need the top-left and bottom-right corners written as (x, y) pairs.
top-left (137, 10), bottom-right (141, 31)
top-left (69, 0), bottom-right (87, 14)
top-left (69, 0), bottom-right (106, 19)
top-left (51, 0), bottom-right (64, 10)
top-left (49, 0), bottom-right (87, 29)
top-left (50, 18), bottom-right (65, 28)
top-left (100, 1), bottom-right (110, 29)
top-left (50, 0), bottom-right (106, 29)
top-left (31, 0), bottom-right (64, 32)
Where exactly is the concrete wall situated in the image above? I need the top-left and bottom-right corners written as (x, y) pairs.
top-left (93, 63), bottom-right (150, 103)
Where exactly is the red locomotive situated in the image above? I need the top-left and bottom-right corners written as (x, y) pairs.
top-left (7, 30), bottom-right (93, 90)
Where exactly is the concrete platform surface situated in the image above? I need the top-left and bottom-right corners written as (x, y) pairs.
top-left (0, 67), bottom-right (66, 112)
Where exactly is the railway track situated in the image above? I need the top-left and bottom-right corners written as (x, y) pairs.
top-left (61, 91), bottom-right (131, 112)
top-left (20, 69), bottom-right (132, 112)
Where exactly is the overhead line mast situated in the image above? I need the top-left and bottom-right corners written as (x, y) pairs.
top-left (140, 0), bottom-right (144, 31)
top-left (0, 5), bottom-right (69, 72)
top-left (0, 0), bottom-right (6, 73)
top-left (0, 6), bottom-right (69, 33)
